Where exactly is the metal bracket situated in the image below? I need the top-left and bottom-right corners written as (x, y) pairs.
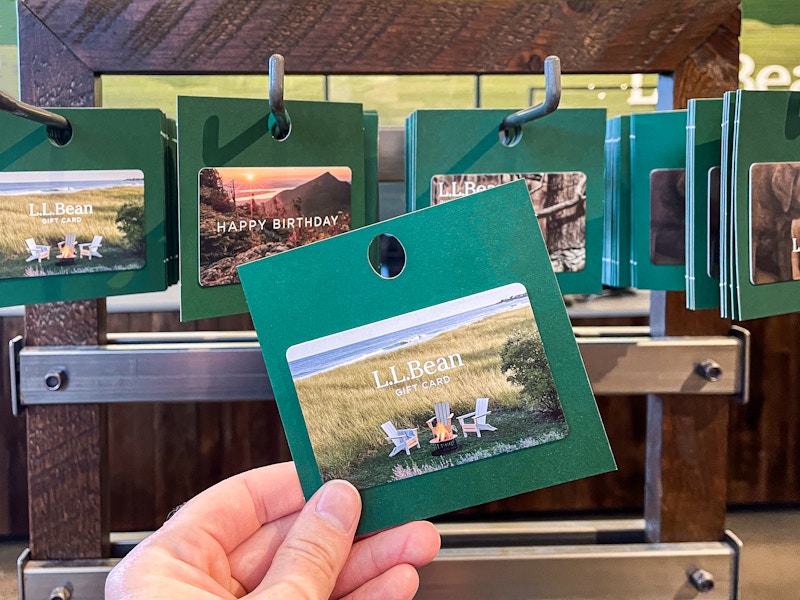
top-left (9, 334), bottom-right (23, 417)
top-left (9, 327), bottom-right (750, 412)
top-left (729, 325), bottom-right (750, 404)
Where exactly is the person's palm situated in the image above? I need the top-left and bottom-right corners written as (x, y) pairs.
top-left (106, 462), bottom-right (440, 599)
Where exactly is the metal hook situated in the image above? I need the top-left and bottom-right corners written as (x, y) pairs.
top-left (268, 54), bottom-right (292, 141)
top-left (498, 55), bottom-right (562, 146)
top-left (0, 89), bottom-right (73, 145)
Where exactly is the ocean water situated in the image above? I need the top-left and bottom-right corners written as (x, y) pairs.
top-left (288, 295), bottom-right (529, 379)
top-left (0, 179), bottom-right (143, 196)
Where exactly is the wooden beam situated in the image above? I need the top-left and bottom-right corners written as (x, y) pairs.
top-left (21, 0), bottom-right (739, 75)
top-left (19, 3), bottom-right (109, 560)
top-left (644, 7), bottom-right (740, 543)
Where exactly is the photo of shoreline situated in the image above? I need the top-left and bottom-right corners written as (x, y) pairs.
top-left (288, 283), bottom-right (569, 490)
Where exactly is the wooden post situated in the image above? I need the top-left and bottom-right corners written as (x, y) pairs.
top-left (644, 9), bottom-right (740, 543)
top-left (19, 3), bottom-right (110, 559)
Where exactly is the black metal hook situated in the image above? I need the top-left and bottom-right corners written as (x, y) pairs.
top-left (498, 55), bottom-right (562, 146)
top-left (0, 89), bottom-right (73, 145)
top-left (268, 54), bottom-right (292, 141)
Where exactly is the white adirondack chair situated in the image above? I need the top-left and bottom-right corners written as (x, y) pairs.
top-left (57, 233), bottom-right (77, 258)
top-left (381, 421), bottom-right (419, 457)
top-left (426, 402), bottom-right (457, 435)
top-left (457, 397), bottom-right (497, 438)
top-left (79, 235), bottom-right (103, 260)
top-left (25, 238), bottom-right (50, 263)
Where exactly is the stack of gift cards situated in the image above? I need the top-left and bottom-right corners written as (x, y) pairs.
top-left (405, 107), bottom-right (606, 295)
top-left (721, 90), bottom-right (800, 319)
top-left (177, 97), bottom-right (379, 320)
top-left (685, 98), bottom-right (722, 311)
top-left (628, 110), bottom-right (688, 291)
top-left (602, 115), bottom-right (632, 288)
top-left (0, 108), bottom-right (178, 307)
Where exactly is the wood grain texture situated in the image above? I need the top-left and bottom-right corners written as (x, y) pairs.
top-left (24, 302), bottom-right (109, 559)
top-left (644, 13), bottom-right (739, 544)
top-left (18, 2), bottom-right (95, 107)
top-left (21, 0), bottom-right (738, 74)
top-left (19, 3), bottom-right (108, 559)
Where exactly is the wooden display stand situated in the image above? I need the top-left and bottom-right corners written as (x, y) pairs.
top-left (17, 0), bottom-right (739, 569)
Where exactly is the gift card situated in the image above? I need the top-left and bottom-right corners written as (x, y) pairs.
top-left (0, 169), bottom-right (145, 279)
top-left (198, 166), bottom-right (352, 287)
top-left (430, 172), bottom-right (588, 274)
top-left (240, 179), bottom-right (615, 534)
top-left (0, 108), bottom-right (172, 307)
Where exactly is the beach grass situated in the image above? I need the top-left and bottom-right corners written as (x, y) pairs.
top-left (0, 186), bottom-right (142, 258)
top-left (293, 306), bottom-right (561, 480)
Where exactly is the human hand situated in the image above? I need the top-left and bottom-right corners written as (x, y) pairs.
top-left (105, 462), bottom-right (440, 599)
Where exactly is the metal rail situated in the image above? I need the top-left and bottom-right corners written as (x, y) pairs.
top-left (17, 520), bottom-right (742, 599)
top-left (9, 326), bottom-right (749, 415)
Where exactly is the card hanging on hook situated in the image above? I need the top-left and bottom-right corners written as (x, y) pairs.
top-left (602, 115), bottom-right (632, 289)
top-left (406, 105), bottom-right (605, 294)
top-left (176, 96), bottom-right (369, 320)
top-left (732, 90), bottom-right (800, 319)
top-left (0, 105), bottom-right (175, 307)
top-left (628, 110), bottom-right (688, 291)
top-left (685, 98), bottom-right (722, 310)
top-left (239, 179), bottom-right (615, 535)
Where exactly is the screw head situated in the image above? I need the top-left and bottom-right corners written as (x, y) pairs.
top-left (44, 368), bottom-right (67, 391)
top-left (689, 568), bottom-right (715, 593)
top-left (697, 359), bottom-right (723, 382)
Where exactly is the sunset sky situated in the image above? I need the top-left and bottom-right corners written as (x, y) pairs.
top-left (208, 166), bottom-right (351, 202)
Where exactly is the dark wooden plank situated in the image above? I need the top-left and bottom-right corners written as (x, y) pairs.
top-left (18, 2), bottom-right (95, 107)
top-left (643, 8), bottom-right (739, 543)
top-left (25, 302), bottom-right (108, 559)
top-left (21, 0), bottom-right (738, 75)
top-left (727, 315), bottom-right (800, 505)
top-left (19, 3), bottom-right (108, 560)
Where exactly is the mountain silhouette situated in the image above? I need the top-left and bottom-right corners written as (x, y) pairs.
top-left (272, 171), bottom-right (350, 216)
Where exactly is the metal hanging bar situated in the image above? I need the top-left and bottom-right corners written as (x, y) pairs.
top-left (0, 88), bottom-right (72, 144)
top-left (268, 54), bottom-right (292, 140)
top-left (8, 326), bottom-right (750, 414)
top-left (499, 55), bottom-right (562, 146)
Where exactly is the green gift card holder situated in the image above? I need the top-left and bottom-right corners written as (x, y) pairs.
top-left (629, 110), bottom-right (688, 291)
top-left (602, 115), bottom-right (632, 289)
top-left (733, 90), bottom-right (800, 319)
top-left (407, 108), bottom-right (606, 295)
top-left (239, 179), bottom-right (615, 535)
top-left (177, 96), bottom-right (367, 321)
top-left (686, 99), bottom-right (722, 310)
top-left (0, 108), bottom-right (173, 307)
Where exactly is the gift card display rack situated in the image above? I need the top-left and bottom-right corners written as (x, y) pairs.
top-left (8, 1), bottom-right (748, 598)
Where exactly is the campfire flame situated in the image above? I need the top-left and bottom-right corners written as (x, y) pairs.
top-left (432, 422), bottom-right (452, 443)
top-left (59, 245), bottom-right (76, 259)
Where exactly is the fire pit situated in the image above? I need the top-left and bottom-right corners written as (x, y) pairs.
top-left (429, 422), bottom-right (459, 456)
top-left (56, 241), bottom-right (77, 266)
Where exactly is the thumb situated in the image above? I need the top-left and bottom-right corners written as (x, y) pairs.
top-left (251, 479), bottom-right (361, 599)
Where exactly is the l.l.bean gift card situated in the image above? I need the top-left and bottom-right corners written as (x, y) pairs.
top-left (0, 108), bottom-right (175, 307)
top-left (239, 179), bottom-right (615, 534)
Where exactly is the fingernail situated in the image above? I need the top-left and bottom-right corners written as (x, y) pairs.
top-left (315, 480), bottom-right (361, 533)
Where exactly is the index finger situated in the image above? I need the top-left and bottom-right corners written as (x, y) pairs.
top-left (165, 461), bottom-right (306, 555)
